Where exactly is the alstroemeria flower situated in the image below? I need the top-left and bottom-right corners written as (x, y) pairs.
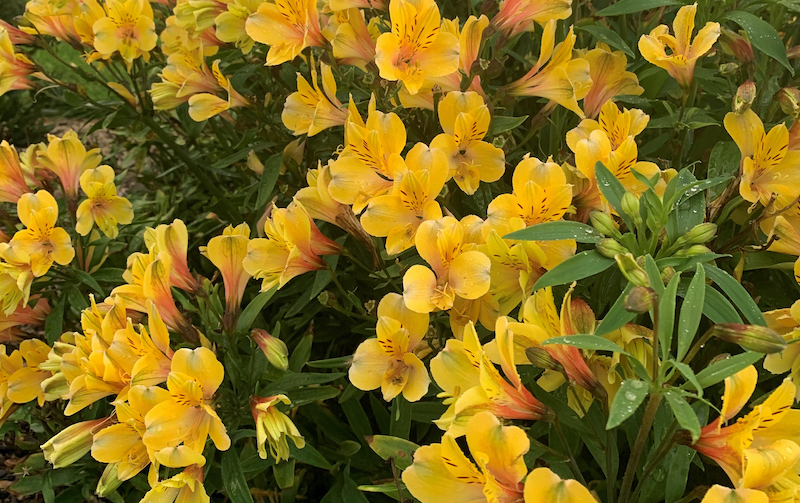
top-left (403, 411), bottom-right (529, 503)
top-left (92, 0), bottom-right (158, 68)
top-left (523, 467), bottom-right (595, 503)
top-left (491, 0), bottom-right (572, 39)
top-left (0, 345), bottom-right (23, 419)
top-left (0, 140), bottom-right (34, 203)
top-left (638, 3), bottom-right (720, 89)
top-left (9, 190), bottom-right (74, 277)
top-left (579, 44), bottom-right (644, 119)
top-left (566, 100), bottom-right (649, 152)
top-left (143, 348), bottom-right (231, 456)
top-left (75, 165), bottom-right (134, 239)
top-left (251, 394), bottom-right (305, 461)
top-left (213, 0), bottom-right (260, 54)
top-left (360, 143), bottom-right (448, 254)
top-left (5, 339), bottom-right (51, 406)
top-left (200, 223), bottom-right (251, 326)
top-left (245, 0), bottom-right (326, 66)
top-left (0, 246), bottom-right (34, 315)
top-left (506, 21), bottom-right (591, 117)
top-left (700, 486), bottom-right (768, 503)
top-left (331, 8), bottom-right (377, 71)
top-left (375, 0), bottom-right (459, 95)
top-left (139, 464), bottom-right (210, 503)
top-left (36, 130), bottom-right (102, 202)
top-left (349, 293), bottom-right (431, 401)
top-left (762, 299), bottom-right (800, 396)
top-left (430, 91), bottom-right (505, 195)
top-left (403, 216), bottom-right (491, 313)
top-left (0, 29), bottom-right (38, 98)
top-left (143, 219), bottom-right (202, 293)
top-left (22, 0), bottom-right (82, 44)
top-left (282, 63), bottom-right (349, 136)
top-left (0, 296), bottom-right (48, 342)
top-left (429, 321), bottom-right (481, 431)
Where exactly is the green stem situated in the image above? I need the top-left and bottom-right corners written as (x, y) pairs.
top-left (618, 393), bottom-right (663, 503)
top-left (554, 417), bottom-right (587, 486)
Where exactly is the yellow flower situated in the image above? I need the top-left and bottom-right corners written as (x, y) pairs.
top-left (0, 296), bottom-right (48, 343)
top-left (360, 143), bottom-right (448, 254)
top-left (331, 8), bottom-right (377, 71)
top-left (0, 246), bottom-right (34, 315)
top-left (0, 140), bottom-right (34, 203)
top-left (250, 394), bottom-right (305, 461)
top-left (762, 299), bottom-right (800, 395)
top-left (143, 348), bottom-right (231, 456)
top-left (402, 411), bottom-right (529, 503)
top-left (213, 0), bottom-right (261, 54)
top-left (566, 100), bottom-right (650, 152)
top-left (491, 0), bottom-right (572, 39)
top-left (21, 0), bottom-right (81, 44)
top-left (282, 63), bottom-right (349, 136)
top-left (200, 223), bottom-right (251, 325)
top-left (724, 110), bottom-right (800, 210)
top-left (75, 165), bottom-right (134, 238)
top-left (243, 203), bottom-right (342, 292)
top-left (579, 44), bottom-right (644, 119)
top-left (506, 21), bottom-right (591, 117)
top-left (107, 301), bottom-right (174, 388)
top-left (143, 219), bottom-right (202, 293)
top-left (9, 190), bottom-right (75, 277)
top-left (403, 216), bottom-right (491, 313)
top-left (374, 0), bottom-right (459, 95)
top-left (245, 0), bottom-right (326, 66)
top-left (0, 29), bottom-right (37, 98)
top-left (6, 339), bottom-right (51, 406)
top-left (92, 0), bottom-right (158, 68)
top-left (328, 95), bottom-right (407, 212)
top-left (42, 418), bottom-right (107, 468)
top-left (329, 0), bottom-right (387, 9)
top-left (349, 293), bottom-right (431, 401)
top-left (160, 15), bottom-right (222, 57)
top-left (700, 486), bottom-right (769, 503)
top-left (0, 345), bottom-right (23, 419)
top-left (523, 467), bottom-right (596, 503)
top-left (173, 0), bottom-right (227, 32)
top-left (638, 3), bottom-right (720, 89)
top-left (36, 130), bottom-right (102, 202)
top-left (429, 321), bottom-right (482, 430)
top-left (142, 254), bottom-right (194, 336)
top-left (429, 91), bottom-right (505, 195)
top-left (140, 464), bottom-right (210, 503)
top-left (91, 385), bottom-right (172, 481)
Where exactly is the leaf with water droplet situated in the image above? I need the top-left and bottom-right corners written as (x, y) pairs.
top-left (607, 379), bottom-right (649, 429)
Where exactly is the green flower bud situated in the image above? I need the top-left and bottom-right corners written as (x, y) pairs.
top-left (42, 419), bottom-right (105, 468)
top-left (252, 328), bottom-right (290, 371)
top-left (674, 245), bottom-right (713, 258)
top-left (660, 266), bottom-right (676, 285)
top-left (621, 193), bottom-right (641, 225)
top-left (624, 286), bottom-right (656, 313)
top-left (734, 81), bottom-right (756, 114)
top-left (597, 238), bottom-right (628, 258)
top-left (525, 347), bottom-right (565, 372)
top-left (710, 323), bottom-right (788, 354)
top-left (96, 463), bottom-right (124, 497)
top-left (682, 223), bottom-right (717, 245)
top-left (776, 87), bottom-right (800, 120)
top-left (590, 211), bottom-right (621, 238)
top-left (615, 253), bottom-right (650, 288)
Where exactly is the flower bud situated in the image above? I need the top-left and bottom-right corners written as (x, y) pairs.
top-left (615, 253), bottom-right (650, 288)
top-left (251, 328), bottom-right (289, 371)
top-left (709, 323), bottom-right (788, 354)
top-left (41, 419), bottom-right (105, 468)
top-left (597, 238), bottom-right (628, 258)
top-left (719, 62), bottom-right (739, 76)
top-left (624, 286), bottom-right (656, 313)
top-left (682, 223), bottom-right (717, 245)
top-left (525, 347), bottom-right (565, 372)
top-left (720, 28), bottom-right (755, 72)
top-left (96, 463), bottom-right (123, 497)
top-left (660, 266), bottom-right (676, 285)
top-left (590, 211), bottom-right (621, 239)
top-left (620, 193), bottom-right (641, 225)
top-left (674, 245), bottom-right (712, 258)
top-left (317, 290), bottom-right (338, 308)
top-left (776, 87), bottom-right (800, 120)
top-left (247, 150), bottom-right (265, 174)
top-left (734, 81), bottom-right (756, 114)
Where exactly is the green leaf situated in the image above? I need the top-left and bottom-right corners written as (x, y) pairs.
top-left (666, 446), bottom-right (696, 503)
top-left (595, 283), bottom-right (637, 336)
top-left (262, 372), bottom-right (345, 395)
top-left (594, 162), bottom-right (635, 230)
top-left (289, 333), bottom-right (313, 373)
top-left (725, 11), bottom-right (794, 74)
top-left (664, 391), bottom-right (701, 443)
top-left (42, 472), bottom-right (55, 503)
top-left (236, 287), bottom-right (277, 334)
top-left (707, 142), bottom-right (741, 198)
top-left (255, 153), bottom-right (282, 210)
top-left (673, 361), bottom-right (703, 398)
top-left (222, 450), bottom-right (255, 503)
top-left (576, 24), bottom-right (634, 57)
top-left (367, 435), bottom-right (419, 470)
top-left (389, 395), bottom-right (412, 439)
top-left (45, 295), bottom-right (66, 344)
top-left (703, 265), bottom-right (766, 325)
top-left (596, 0), bottom-right (680, 16)
top-left (533, 250), bottom-right (615, 291)
top-left (73, 269), bottom-right (104, 296)
top-left (289, 441), bottom-right (332, 469)
top-left (658, 274), bottom-right (681, 361)
top-left (644, 255), bottom-right (665, 295)
top-left (492, 115), bottom-right (529, 134)
top-left (543, 334), bottom-right (627, 353)
top-left (695, 352), bottom-right (763, 388)
top-left (90, 267), bottom-right (124, 283)
top-left (677, 264), bottom-right (705, 360)
top-left (702, 284), bottom-right (743, 324)
top-left (607, 379), bottom-right (649, 429)
top-left (306, 356), bottom-right (352, 368)
top-left (503, 221), bottom-right (602, 243)
top-left (273, 460), bottom-right (295, 489)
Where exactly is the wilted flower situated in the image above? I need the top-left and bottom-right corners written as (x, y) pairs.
top-left (250, 394), bottom-right (305, 461)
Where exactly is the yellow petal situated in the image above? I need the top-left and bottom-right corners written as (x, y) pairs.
top-left (523, 467), bottom-right (595, 503)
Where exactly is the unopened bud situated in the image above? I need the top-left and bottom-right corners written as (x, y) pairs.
top-left (734, 81), bottom-right (756, 114)
top-left (682, 223), bottom-right (717, 245)
top-left (431, 84), bottom-right (443, 98)
top-left (96, 463), bottom-right (123, 497)
top-left (251, 328), bottom-right (289, 370)
top-left (615, 253), bottom-right (650, 288)
top-left (660, 266), bottom-right (676, 285)
top-left (674, 244), bottom-right (713, 258)
top-left (709, 323), bottom-right (788, 354)
top-left (263, 92), bottom-right (272, 108)
top-left (776, 87), bottom-right (800, 119)
top-left (41, 419), bottom-right (105, 468)
top-left (720, 28), bottom-right (755, 69)
top-left (624, 286), bottom-right (655, 313)
top-left (525, 347), bottom-right (564, 372)
top-left (620, 193), bottom-right (641, 225)
top-left (590, 211), bottom-right (621, 239)
top-left (597, 238), bottom-right (628, 258)
top-left (719, 62), bottom-right (739, 76)
top-left (318, 290), bottom-right (338, 308)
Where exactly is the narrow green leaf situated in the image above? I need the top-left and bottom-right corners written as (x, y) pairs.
top-left (594, 162), bottom-right (635, 230)
top-left (606, 379), bottom-right (649, 429)
top-left (273, 459), bottom-right (295, 489)
top-left (504, 221), bottom-right (602, 243)
top-left (595, 283), bottom-right (636, 336)
top-left (42, 472), bottom-right (55, 503)
top-left (236, 287), bottom-right (277, 334)
top-left (695, 352), bottom-right (763, 388)
top-left (533, 250), bottom-right (615, 291)
top-left (306, 356), bottom-right (352, 368)
top-left (576, 24), bottom-right (634, 56)
top-left (596, 0), bottom-right (680, 16)
top-left (543, 334), bottom-right (627, 354)
top-left (725, 11), bottom-right (794, 74)
top-left (673, 361), bottom-right (703, 398)
top-left (664, 391), bottom-right (701, 443)
top-left (493, 115), bottom-right (529, 133)
top-left (262, 372), bottom-right (345, 395)
top-left (665, 446), bottom-right (696, 503)
top-left (73, 269), bottom-right (105, 296)
top-left (658, 274), bottom-right (681, 361)
top-left (222, 450), bottom-right (255, 503)
top-left (644, 255), bottom-right (665, 295)
top-left (255, 153), bottom-right (282, 210)
top-left (677, 264), bottom-right (706, 360)
top-left (703, 265), bottom-right (766, 325)
top-left (289, 441), bottom-right (332, 469)
top-left (367, 435), bottom-right (420, 470)
top-left (289, 333), bottom-right (313, 372)
top-left (390, 395), bottom-right (412, 439)
top-left (702, 285), bottom-right (742, 324)
top-left (45, 296), bottom-right (67, 344)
